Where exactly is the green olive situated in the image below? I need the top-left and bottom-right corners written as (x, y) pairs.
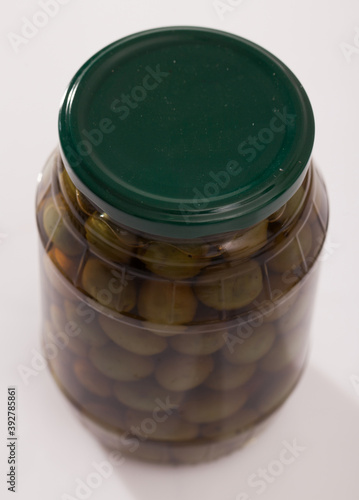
top-left (223, 323), bottom-right (276, 365)
top-left (114, 379), bottom-right (184, 412)
top-left (138, 281), bottom-right (197, 325)
top-left (89, 345), bottom-right (154, 381)
top-left (204, 362), bottom-right (256, 391)
top-left (73, 358), bottom-right (112, 398)
top-left (42, 196), bottom-right (83, 256)
top-left (52, 248), bottom-right (79, 282)
top-left (222, 220), bottom-right (268, 259)
top-left (276, 186), bottom-right (305, 225)
top-left (201, 408), bottom-right (258, 439)
top-left (82, 401), bottom-right (126, 431)
top-left (43, 250), bottom-right (72, 299)
top-left (138, 242), bottom-right (206, 279)
top-left (276, 291), bottom-right (312, 335)
top-left (195, 261), bottom-right (263, 311)
top-left (99, 315), bottom-right (167, 356)
top-left (49, 304), bottom-right (88, 357)
top-left (64, 300), bottom-right (107, 347)
top-left (60, 168), bottom-right (77, 207)
top-left (142, 323), bottom-right (187, 338)
top-left (60, 169), bottom-right (96, 216)
top-left (268, 224), bottom-right (312, 273)
top-left (43, 320), bottom-right (76, 361)
top-left (268, 270), bottom-right (300, 299)
top-left (260, 328), bottom-right (308, 373)
top-left (268, 205), bottom-right (286, 223)
top-left (85, 215), bottom-right (137, 263)
top-left (169, 329), bottom-right (227, 355)
top-left (125, 409), bottom-right (199, 442)
top-left (50, 355), bottom-right (85, 403)
top-left (256, 273), bottom-right (300, 322)
top-left (254, 366), bottom-right (302, 415)
top-left (81, 259), bottom-right (136, 313)
top-left (67, 338), bottom-right (89, 357)
top-left (76, 191), bottom-right (96, 216)
top-left (155, 353), bottom-right (213, 392)
top-left (181, 387), bottom-right (247, 423)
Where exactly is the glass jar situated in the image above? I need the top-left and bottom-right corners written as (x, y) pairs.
top-left (36, 27), bottom-right (329, 464)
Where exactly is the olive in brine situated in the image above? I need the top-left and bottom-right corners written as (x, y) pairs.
top-left (221, 220), bottom-right (268, 259)
top-left (181, 387), bottom-right (247, 423)
top-left (142, 323), bottom-right (187, 338)
top-left (201, 408), bottom-right (258, 439)
top-left (60, 169), bottom-right (96, 216)
top-left (73, 358), bottom-right (112, 398)
top-left (64, 300), bottom-right (108, 347)
top-left (81, 259), bottom-right (136, 312)
top-left (43, 250), bottom-right (73, 299)
top-left (274, 186), bottom-right (305, 225)
top-left (42, 196), bottom-right (83, 256)
top-left (268, 224), bottom-right (312, 273)
top-left (99, 315), bottom-right (167, 356)
top-left (81, 401), bottom-right (126, 431)
top-left (260, 328), bottom-right (308, 373)
top-left (223, 323), bottom-right (276, 364)
top-left (89, 345), bottom-right (154, 381)
top-left (138, 281), bottom-right (197, 325)
top-left (195, 261), bottom-right (263, 311)
top-left (49, 304), bottom-right (89, 357)
top-left (85, 215), bottom-right (137, 263)
top-left (52, 248), bottom-right (79, 282)
top-left (49, 354), bottom-right (85, 403)
top-left (204, 362), bottom-right (256, 391)
top-left (59, 168), bottom-right (77, 204)
top-left (256, 272), bottom-right (300, 322)
top-left (155, 353), bottom-right (213, 392)
top-left (169, 329), bottom-right (227, 355)
top-left (254, 365), bottom-right (301, 415)
top-left (114, 378), bottom-right (184, 412)
top-left (138, 242), bottom-right (207, 279)
top-left (125, 410), bottom-right (199, 442)
top-left (276, 291), bottom-right (312, 335)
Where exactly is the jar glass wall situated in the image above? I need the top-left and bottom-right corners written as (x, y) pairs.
top-left (36, 149), bottom-right (328, 464)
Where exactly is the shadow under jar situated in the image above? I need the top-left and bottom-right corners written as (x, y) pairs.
top-left (36, 27), bottom-right (329, 465)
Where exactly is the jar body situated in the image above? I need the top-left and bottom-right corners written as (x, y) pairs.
top-left (36, 149), bottom-right (329, 464)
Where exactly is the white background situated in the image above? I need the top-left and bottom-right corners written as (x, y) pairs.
top-left (1, 0), bottom-right (359, 499)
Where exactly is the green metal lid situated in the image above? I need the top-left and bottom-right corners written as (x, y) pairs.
top-left (59, 26), bottom-right (315, 238)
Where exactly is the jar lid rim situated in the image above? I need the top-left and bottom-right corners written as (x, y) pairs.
top-left (59, 26), bottom-right (315, 238)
